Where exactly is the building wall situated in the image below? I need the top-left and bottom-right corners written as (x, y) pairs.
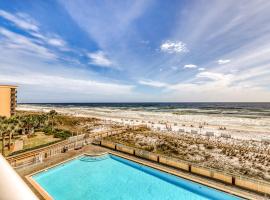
top-left (0, 87), bottom-right (11, 118)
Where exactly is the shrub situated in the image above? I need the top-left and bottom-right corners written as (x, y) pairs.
top-left (54, 130), bottom-right (72, 139)
top-left (43, 126), bottom-right (54, 135)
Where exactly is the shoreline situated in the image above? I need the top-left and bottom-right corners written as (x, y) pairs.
top-left (17, 104), bottom-right (270, 141)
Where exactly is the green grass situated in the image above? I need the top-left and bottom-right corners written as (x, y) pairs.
top-left (23, 132), bottom-right (61, 149)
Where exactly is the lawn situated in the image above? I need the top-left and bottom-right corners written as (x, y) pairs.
top-left (0, 132), bottom-right (61, 156)
top-left (23, 132), bottom-right (61, 149)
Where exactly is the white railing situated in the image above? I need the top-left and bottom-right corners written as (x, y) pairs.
top-left (0, 154), bottom-right (38, 200)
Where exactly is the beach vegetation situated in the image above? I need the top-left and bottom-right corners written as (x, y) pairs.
top-left (53, 130), bottom-right (72, 139)
top-left (0, 110), bottom-right (101, 156)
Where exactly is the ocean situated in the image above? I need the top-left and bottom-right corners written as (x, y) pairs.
top-left (19, 102), bottom-right (270, 118)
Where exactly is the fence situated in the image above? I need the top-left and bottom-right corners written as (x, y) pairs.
top-left (99, 140), bottom-right (270, 196)
top-left (7, 140), bottom-right (74, 168)
top-left (6, 126), bottom-right (141, 169)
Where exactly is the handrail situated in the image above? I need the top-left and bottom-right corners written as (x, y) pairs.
top-left (0, 154), bottom-right (38, 200)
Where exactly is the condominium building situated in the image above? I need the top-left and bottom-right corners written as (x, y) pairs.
top-left (0, 85), bottom-right (17, 118)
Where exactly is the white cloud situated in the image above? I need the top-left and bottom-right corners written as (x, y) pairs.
top-left (0, 73), bottom-right (133, 95)
top-left (160, 40), bottom-right (188, 54)
top-left (0, 47), bottom-right (135, 102)
top-left (0, 10), bottom-right (70, 52)
top-left (198, 67), bottom-right (205, 71)
top-left (165, 81), bottom-right (270, 102)
top-left (139, 80), bottom-right (168, 88)
top-left (217, 59), bottom-right (231, 64)
top-left (47, 38), bottom-right (66, 47)
top-left (0, 10), bottom-right (135, 101)
top-left (136, 69), bottom-right (270, 101)
top-left (196, 71), bottom-right (224, 80)
top-left (164, 71), bottom-right (270, 102)
top-left (1, 2), bottom-right (270, 102)
top-left (184, 64), bottom-right (197, 69)
top-left (0, 27), bottom-right (56, 60)
top-left (0, 10), bottom-right (39, 31)
top-left (87, 51), bottom-right (112, 67)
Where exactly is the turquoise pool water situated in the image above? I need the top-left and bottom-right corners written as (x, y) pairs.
top-left (33, 154), bottom-right (242, 200)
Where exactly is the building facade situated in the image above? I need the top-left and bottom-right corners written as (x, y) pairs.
top-left (0, 85), bottom-right (17, 118)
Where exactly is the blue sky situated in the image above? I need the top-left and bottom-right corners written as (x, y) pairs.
top-left (0, 0), bottom-right (270, 102)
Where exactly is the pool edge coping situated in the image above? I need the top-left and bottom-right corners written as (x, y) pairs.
top-left (109, 151), bottom-right (250, 200)
top-left (25, 152), bottom-right (108, 200)
top-left (25, 151), bottom-right (253, 200)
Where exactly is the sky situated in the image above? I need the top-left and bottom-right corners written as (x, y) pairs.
top-left (0, 0), bottom-right (270, 102)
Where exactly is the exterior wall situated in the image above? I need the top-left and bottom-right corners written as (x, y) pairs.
top-left (212, 172), bottom-right (232, 184)
top-left (116, 144), bottom-right (134, 155)
top-left (0, 86), bottom-right (17, 118)
top-left (101, 140), bottom-right (116, 149)
top-left (235, 177), bottom-right (270, 195)
top-left (0, 87), bottom-right (11, 118)
top-left (135, 149), bottom-right (158, 162)
top-left (159, 156), bottom-right (189, 171)
top-left (258, 183), bottom-right (270, 195)
top-left (191, 166), bottom-right (212, 177)
top-left (13, 140), bottom-right (24, 152)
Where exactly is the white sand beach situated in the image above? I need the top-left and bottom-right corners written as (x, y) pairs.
top-left (17, 104), bottom-right (270, 141)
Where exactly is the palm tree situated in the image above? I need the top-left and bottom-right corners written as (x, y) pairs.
top-left (49, 110), bottom-right (57, 132)
top-left (5, 125), bottom-right (13, 152)
top-left (8, 124), bottom-right (14, 150)
top-left (37, 114), bottom-right (47, 128)
top-left (0, 117), bottom-right (7, 155)
top-left (8, 124), bottom-right (20, 150)
top-left (4, 116), bottom-right (18, 149)
top-left (18, 120), bottom-right (26, 135)
top-left (0, 125), bottom-right (4, 156)
top-left (31, 115), bottom-right (39, 134)
top-left (0, 122), bottom-right (8, 156)
top-left (0, 116), bottom-right (20, 154)
top-left (22, 116), bottom-right (31, 134)
top-left (22, 115), bottom-right (36, 134)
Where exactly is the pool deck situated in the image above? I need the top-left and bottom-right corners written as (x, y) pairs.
top-left (17, 144), bottom-right (268, 200)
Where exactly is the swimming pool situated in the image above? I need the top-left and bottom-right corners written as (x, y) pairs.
top-left (32, 154), bottom-right (242, 200)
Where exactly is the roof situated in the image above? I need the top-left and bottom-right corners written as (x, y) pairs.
top-left (0, 85), bottom-right (18, 88)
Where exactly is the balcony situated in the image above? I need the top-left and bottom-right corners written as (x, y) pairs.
top-left (0, 154), bottom-right (38, 200)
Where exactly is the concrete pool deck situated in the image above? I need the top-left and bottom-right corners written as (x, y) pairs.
top-left (17, 145), bottom-right (268, 200)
